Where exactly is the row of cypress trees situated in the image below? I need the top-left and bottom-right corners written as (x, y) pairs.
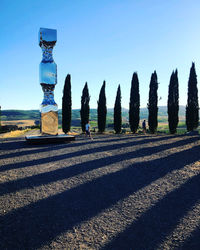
top-left (62, 62), bottom-right (199, 134)
top-left (62, 77), bottom-right (107, 133)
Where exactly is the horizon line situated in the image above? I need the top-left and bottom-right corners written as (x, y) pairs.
top-left (1, 105), bottom-right (187, 111)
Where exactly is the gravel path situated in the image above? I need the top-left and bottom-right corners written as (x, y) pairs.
top-left (0, 133), bottom-right (200, 249)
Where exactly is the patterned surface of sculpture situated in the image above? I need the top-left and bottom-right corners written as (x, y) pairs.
top-left (39, 28), bottom-right (58, 135)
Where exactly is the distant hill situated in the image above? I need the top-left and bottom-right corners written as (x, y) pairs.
top-left (1, 110), bottom-right (40, 121)
top-left (1, 106), bottom-right (188, 126)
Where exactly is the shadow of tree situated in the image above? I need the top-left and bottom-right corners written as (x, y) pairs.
top-left (103, 174), bottom-right (200, 250)
top-left (0, 134), bottom-right (153, 157)
top-left (0, 137), bottom-right (198, 195)
top-left (181, 226), bottom-right (200, 250)
top-left (0, 142), bottom-right (199, 249)
top-left (0, 134), bottom-right (173, 171)
top-left (0, 134), bottom-right (147, 151)
top-left (0, 134), bottom-right (197, 175)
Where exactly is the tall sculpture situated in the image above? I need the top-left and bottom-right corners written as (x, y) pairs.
top-left (26, 28), bottom-right (75, 144)
top-left (39, 28), bottom-right (58, 135)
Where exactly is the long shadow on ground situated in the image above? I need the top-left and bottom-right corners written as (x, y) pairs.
top-left (0, 142), bottom-right (199, 249)
top-left (181, 226), bottom-right (200, 250)
top-left (0, 134), bottom-right (152, 159)
top-left (0, 137), bottom-right (198, 196)
top-left (0, 135), bottom-right (174, 172)
top-left (103, 174), bottom-right (200, 250)
top-left (0, 134), bottom-right (149, 152)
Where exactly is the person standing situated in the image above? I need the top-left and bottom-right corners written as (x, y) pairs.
top-left (85, 121), bottom-right (93, 139)
top-left (142, 120), bottom-right (146, 133)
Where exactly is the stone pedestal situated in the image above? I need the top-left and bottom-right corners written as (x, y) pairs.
top-left (41, 111), bottom-right (58, 135)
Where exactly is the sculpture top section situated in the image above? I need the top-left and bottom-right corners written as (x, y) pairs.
top-left (39, 28), bottom-right (57, 47)
top-left (39, 27), bottom-right (57, 91)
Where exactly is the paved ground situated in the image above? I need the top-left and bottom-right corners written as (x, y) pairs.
top-left (0, 133), bottom-right (200, 249)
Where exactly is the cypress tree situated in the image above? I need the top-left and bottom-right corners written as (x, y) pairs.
top-left (129, 72), bottom-right (140, 133)
top-left (114, 85), bottom-right (122, 133)
top-left (80, 82), bottom-right (90, 132)
top-left (167, 70), bottom-right (179, 134)
top-left (186, 62), bottom-right (199, 131)
top-left (62, 74), bottom-right (72, 133)
top-left (97, 81), bottom-right (107, 132)
top-left (148, 71), bottom-right (158, 133)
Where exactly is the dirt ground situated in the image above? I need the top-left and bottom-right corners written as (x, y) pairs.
top-left (0, 133), bottom-right (200, 249)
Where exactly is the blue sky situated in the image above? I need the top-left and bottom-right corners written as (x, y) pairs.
top-left (1, 0), bottom-right (200, 110)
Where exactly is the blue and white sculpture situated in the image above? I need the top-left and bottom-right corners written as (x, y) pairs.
top-left (39, 28), bottom-right (58, 135)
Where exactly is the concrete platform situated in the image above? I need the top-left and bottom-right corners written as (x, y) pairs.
top-left (25, 134), bottom-right (75, 144)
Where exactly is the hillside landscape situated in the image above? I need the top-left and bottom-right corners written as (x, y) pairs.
top-left (1, 106), bottom-right (187, 127)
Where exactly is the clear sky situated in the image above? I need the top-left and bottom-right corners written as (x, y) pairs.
top-left (1, 0), bottom-right (200, 110)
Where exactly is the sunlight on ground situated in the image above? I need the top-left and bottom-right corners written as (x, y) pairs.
top-left (158, 201), bottom-right (200, 249)
top-left (1, 129), bottom-right (31, 138)
top-left (45, 162), bottom-right (200, 248)
top-left (67, 131), bottom-right (79, 136)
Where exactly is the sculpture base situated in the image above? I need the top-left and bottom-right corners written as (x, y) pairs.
top-left (25, 134), bottom-right (75, 144)
top-left (41, 111), bottom-right (58, 135)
